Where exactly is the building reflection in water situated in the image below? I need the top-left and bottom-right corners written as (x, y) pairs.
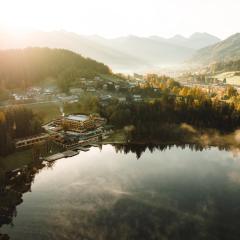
top-left (0, 143), bottom-right (237, 239)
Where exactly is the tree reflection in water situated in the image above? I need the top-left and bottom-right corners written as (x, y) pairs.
top-left (114, 143), bottom-right (229, 159)
top-left (0, 143), bottom-right (240, 240)
top-left (0, 163), bottom-right (46, 240)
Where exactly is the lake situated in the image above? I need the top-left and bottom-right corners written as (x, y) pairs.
top-left (1, 144), bottom-right (240, 240)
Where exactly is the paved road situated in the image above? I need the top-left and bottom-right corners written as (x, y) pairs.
top-left (0, 100), bottom-right (61, 109)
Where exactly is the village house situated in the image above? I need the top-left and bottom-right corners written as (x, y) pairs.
top-left (133, 94), bottom-right (142, 102)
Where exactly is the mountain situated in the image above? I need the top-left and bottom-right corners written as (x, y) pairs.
top-left (0, 31), bottom-right (146, 71)
top-left (0, 30), bottom-right (220, 72)
top-left (167, 35), bottom-right (188, 46)
top-left (167, 33), bottom-right (220, 49)
top-left (191, 33), bottom-right (240, 64)
top-left (99, 35), bottom-right (194, 64)
top-left (0, 47), bottom-right (111, 89)
top-left (187, 33), bottom-right (220, 49)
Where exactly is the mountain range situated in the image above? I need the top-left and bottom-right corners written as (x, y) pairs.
top-left (0, 30), bottom-right (221, 71)
top-left (151, 32), bottom-right (220, 49)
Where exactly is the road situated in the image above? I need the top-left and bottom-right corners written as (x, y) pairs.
top-left (0, 100), bottom-right (61, 109)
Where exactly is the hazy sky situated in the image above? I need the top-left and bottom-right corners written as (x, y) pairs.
top-left (0, 0), bottom-right (239, 39)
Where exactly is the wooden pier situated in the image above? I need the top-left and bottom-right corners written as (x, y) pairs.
top-left (45, 150), bottom-right (79, 162)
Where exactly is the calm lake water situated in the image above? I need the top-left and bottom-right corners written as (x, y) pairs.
top-left (2, 144), bottom-right (240, 240)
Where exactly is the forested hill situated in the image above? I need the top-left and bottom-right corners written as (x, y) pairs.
top-left (190, 33), bottom-right (240, 65)
top-left (208, 59), bottom-right (240, 73)
top-left (0, 47), bottom-right (111, 89)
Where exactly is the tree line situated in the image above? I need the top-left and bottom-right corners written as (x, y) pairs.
top-left (101, 96), bottom-right (240, 142)
top-left (0, 107), bottom-right (42, 156)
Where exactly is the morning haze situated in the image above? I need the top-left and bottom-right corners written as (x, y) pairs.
top-left (0, 0), bottom-right (240, 240)
top-left (0, 0), bottom-right (239, 38)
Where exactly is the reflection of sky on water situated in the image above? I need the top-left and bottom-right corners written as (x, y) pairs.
top-left (2, 145), bottom-right (240, 240)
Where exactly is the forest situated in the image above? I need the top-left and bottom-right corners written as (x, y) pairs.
top-left (0, 107), bottom-right (42, 156)
top-left (0, 47), bottom-right (111, 91)
top-left (101, 96), bottom-right (240, 142)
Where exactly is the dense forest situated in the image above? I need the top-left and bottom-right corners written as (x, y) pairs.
top-left (101, 96), bottom-right (240, 142)
top-left (0, 107), bottom-right (42, 156)
top-left (0, 47), bottom-right (111, 90)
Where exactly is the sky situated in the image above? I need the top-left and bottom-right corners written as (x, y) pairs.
top-left (0, 0), bottom-right (239, 39)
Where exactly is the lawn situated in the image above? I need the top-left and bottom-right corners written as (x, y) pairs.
top-left (0, 149), bottom-right (33, 173)
top-left (102, 129), bottom-right (127, 144)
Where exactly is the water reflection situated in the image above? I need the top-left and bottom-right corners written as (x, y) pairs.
top-left (0, 163), bottom-right (46, 240)
top-left (114, 143), bottom-right (230, 159)
top-left (1, 144), bottom-right (240, 239)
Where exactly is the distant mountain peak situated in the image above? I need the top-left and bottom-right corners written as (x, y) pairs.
top-left (189, 32), bottom-right (220, 41)
top-left (168, 35), bottom-right (187, 44)
top-left (170, 34), bottom-right (187, 40)
top-left (166, 32), bottom-right (220, 49)
top-left (149, 35), bottom-right (166, 42)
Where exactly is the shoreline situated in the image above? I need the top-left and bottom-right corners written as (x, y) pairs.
top-left (2, 130), bottom-right (240, 175)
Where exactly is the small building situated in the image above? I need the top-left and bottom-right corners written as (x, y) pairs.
top-left (118, 97), bottom-right (126, 103)
top-left (15, 134), bottom-right (49, 149)
top-left (133, 95), bottom-right (142, 102)
top-left (100, 95), bottom-right (112, 101)
top-left (86, 87), bottom-right (96, 92)
top-left (58, 95), bottom-right (78, 103)
top-left (103, 84), bottom-right (108, 90)
top-left (69, 88), bottom-right (84, 95)
top-left (94, 76), bottom-right (101, 81)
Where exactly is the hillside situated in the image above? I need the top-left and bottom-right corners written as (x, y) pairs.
top-left (191, 33), bottom-right (240, 64)
top-left (0, 31), bottom-right (220, 72)
top-left (0, 47), bottom-right (111, 89)
top-left (0, 31), bottom-right (146, 72)
top-left (209, 59), bottom-right (240, 73)
top-left (186, 33), bottom-right (220, 49)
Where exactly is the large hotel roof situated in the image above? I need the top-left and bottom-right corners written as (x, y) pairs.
top-left (66, 114), bottom-right (89, 122)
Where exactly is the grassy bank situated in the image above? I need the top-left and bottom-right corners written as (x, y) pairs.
top-left (102, 130), bottom-right (127, 144)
